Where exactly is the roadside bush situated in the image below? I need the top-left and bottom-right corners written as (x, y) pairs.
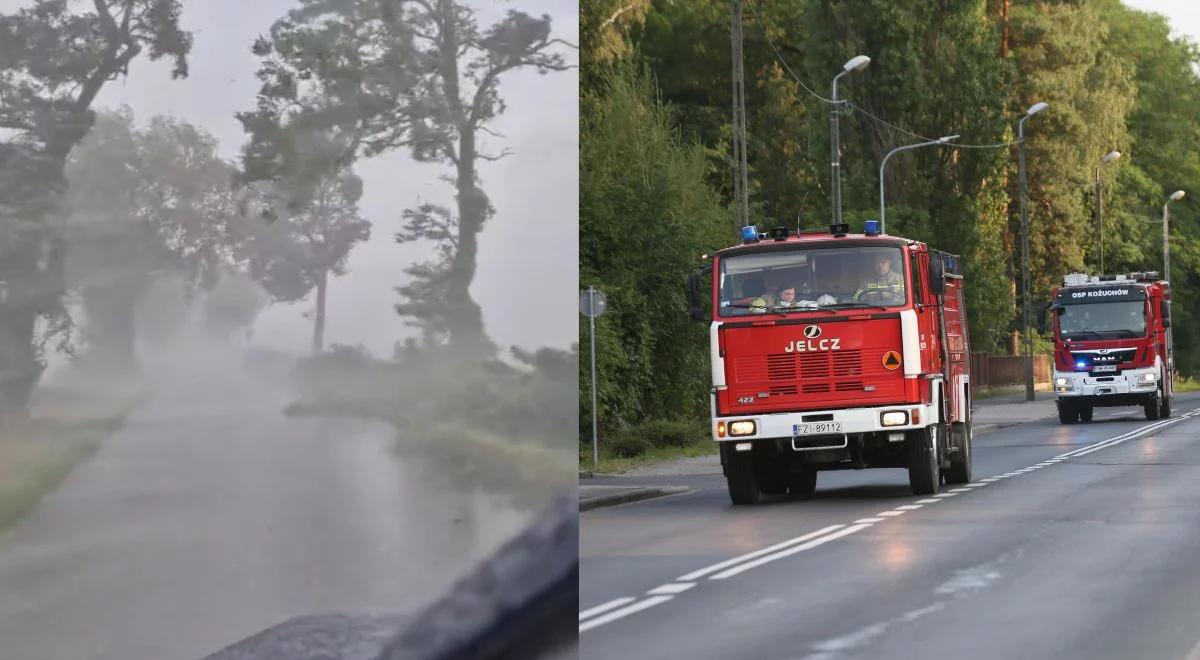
top-left (607, 432), bottom-right (651, 458)
top-left (634, 419), bottom-right (704, 449)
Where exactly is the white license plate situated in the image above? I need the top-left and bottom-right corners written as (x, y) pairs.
top-left (1092, 365), bottom-right (1117, 373)
top-left (793, 422), bottom-right (842, 436)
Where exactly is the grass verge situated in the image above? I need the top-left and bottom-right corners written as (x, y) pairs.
top-left (0, 388), bottom-right (139, 535)
top-left (1175, 378), bottom-right (1200, 393)
top-left (579, 418), bottom-right (716, 475)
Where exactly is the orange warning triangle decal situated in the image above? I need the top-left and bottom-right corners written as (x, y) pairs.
top-left (882, 351), bottom-right (902, 370)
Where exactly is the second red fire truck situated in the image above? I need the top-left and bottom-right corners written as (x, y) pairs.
top-left (1039, 272), bottom-right (1174, 423)
top-left (689, 221), bottom-right (974, 504)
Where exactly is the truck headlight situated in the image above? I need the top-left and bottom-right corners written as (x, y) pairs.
top-left (880, 411), bottom-right (908, 427)
top-left (1055, 377), bottom-right (1068, 387)
top-left (729, 420), bottom-right (756, 436)
top-left (1138, 372), bottom-right (1158, 384)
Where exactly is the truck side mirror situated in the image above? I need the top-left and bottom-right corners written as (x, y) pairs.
top-left (687, 265), bottom-right (712, 322)
top-left (928, 256), bottom-right (945, 296)
top-left (1162, 300), bottom-right (1172, 328)
top-left (1037, 303), bottom-right (1049, 334)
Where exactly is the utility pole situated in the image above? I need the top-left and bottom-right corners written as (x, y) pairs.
top-left (1018, 102), bottom-right (1048, 402)
top-left (730, 0), bottom-right (749, 233)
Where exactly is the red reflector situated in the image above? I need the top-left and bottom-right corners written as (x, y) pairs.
top-left (751, 320), bottom-right (774, 326)
top-left (911, 408), bottom-right (921, 425)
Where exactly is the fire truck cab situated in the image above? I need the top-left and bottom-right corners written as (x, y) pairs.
top-left (688, 221), bottom-right (973, 505)
top-left (1039, 272), bottom-right (1174, 423)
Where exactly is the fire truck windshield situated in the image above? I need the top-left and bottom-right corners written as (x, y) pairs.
top-left (717, 245), bottom-right (907, 316)
top-left (1058, 300), bottom-right (1147, 340)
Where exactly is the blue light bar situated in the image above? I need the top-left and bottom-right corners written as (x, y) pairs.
top-left (864, 219), bottom-right (880, 236)
top-left (741, 225), bottom-right (759, 243)
top-left (1076, 362), bottom-right (1086, 368)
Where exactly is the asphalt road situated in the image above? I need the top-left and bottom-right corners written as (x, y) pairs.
top-left (0, 350), bottom-right (529, 660)
top-left (581, 392), bottom-right (1200, 660)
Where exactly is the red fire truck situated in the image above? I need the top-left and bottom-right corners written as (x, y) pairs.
top-left (1038, 272), bottom-right (1174, 423)
top-left (688, 221), bottom-right (973, 505)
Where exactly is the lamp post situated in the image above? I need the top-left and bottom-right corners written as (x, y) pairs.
top-left (831, 54), bottom-right (870, 224)
top-left (878, 135), bottom-right (959, 234)
top-left (1020, 101), bottom-right (1048, 402)
top-left (1163, 189), bottom-right (1185, 283)
top-left (1094, 150), bottom-right (1121, 276)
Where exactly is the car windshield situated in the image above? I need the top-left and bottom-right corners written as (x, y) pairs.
top-left (717, 245), bottom-right (908, 316)
top-left (1059, 301), bottom-right (1147, 339)
top-left (0, 1), bottom-right (575, 659)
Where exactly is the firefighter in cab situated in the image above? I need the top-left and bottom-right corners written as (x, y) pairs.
top-left (855, 253), bottom-right (904, 304)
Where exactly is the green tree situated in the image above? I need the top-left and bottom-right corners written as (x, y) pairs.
top-left (64, 109), bottom-right (236, 369)
top-left (0, 0), bottom-right (191, 421)
top-left (581, 62), bottom-right (727, 435)
top-left (244, 0), bottom-right (571, 353)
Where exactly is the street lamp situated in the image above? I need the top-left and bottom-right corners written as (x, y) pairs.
top-left (1162, 189), bottom-right (1185, 283)
top-left (831, 54), bottom-right (870, 225)
top-left (1094, 149), bottom-right (1121, 275)
top-left (878, 135), bottom-right (959, 234)
top-left (1019, 101), bottom-right (1048, 402)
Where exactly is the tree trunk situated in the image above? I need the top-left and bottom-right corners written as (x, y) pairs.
top-left (0, 304), bottom-right (42, 427)
top-left (438, 0), bottom-right (491, 354)
top-left (81, 283), bottom-right (139, 371)
top-left (312, 269), bottom-right (327, 354)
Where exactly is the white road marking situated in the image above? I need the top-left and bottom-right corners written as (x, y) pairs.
top-left (579, 596), bottom-right (673, 632)
top-left (579, 408), bottom-right (1200, 633)
top-left (579, 597), bottom-right (637, 621)
top-left (677, 525), bottom-right (844, 581)
top-left (710, 524), bottom-right (872, 580)
top-left (647, 582), bottom-right (696, 596)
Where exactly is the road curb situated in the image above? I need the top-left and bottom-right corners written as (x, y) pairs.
top-left (580, 486), bottom-right (690, 511)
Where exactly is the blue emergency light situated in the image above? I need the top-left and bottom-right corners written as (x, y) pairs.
top-left (1076, 361), bottom-right (1087, 369)
top-left (741, 225), bottom-right (759, 243)
top-left (864, 219), bottom-right (881, 236)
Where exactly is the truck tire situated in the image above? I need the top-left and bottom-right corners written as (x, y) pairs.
top-left (1144, 393), bottom-right (1162, 421)
top-left (1160, 388), bottom-right (1172, 418)
top-left (908, 424), bottom-right (941, 495)
top-left (787, 468), bottom-right (818, 499)
top-left (944, 421), bottom-right (972, 485)
top-left (1079, 406), bottom-right (1093, 423)
top-left (725, 452), bottom-right (762, 506)
top-left (1057, 401), bottom-right (1076, 425)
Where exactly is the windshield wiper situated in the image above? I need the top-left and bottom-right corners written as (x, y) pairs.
top-left (822, 302), bottom-right (892, 311)
top-left (1064, 331), bottom-right (1104, 340)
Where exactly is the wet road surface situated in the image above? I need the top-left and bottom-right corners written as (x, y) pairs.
top-left (0, 353), bottom-right (527, 660)
top-left (581, 393), bottom-right (1200, 660)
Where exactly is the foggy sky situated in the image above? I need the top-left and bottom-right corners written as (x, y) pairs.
top-left (18, 0), bottom-right (578, 357)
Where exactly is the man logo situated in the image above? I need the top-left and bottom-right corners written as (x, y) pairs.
top-left (803, 325), bottom-right (821, 339)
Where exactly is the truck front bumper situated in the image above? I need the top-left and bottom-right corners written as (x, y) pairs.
top-left (1052, 366), bottom-right (1159, 402)
top-left (713, 401), bottom-right (939, 444)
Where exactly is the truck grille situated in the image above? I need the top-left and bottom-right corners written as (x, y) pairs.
top-left (735, 350), bottom-right (874, 397)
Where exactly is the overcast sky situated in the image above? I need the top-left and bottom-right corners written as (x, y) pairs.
top-left (51, 0), bottom-right (579, 357)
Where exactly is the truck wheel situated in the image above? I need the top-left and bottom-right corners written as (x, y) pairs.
top-left (725, 452), bottom-right (762, 506)
top-left (1057, 402), bottom-right (1076, 425)
top-left (787, 468), bottom-right (818, 499)
top-left (1079, 406), bottom-right (1093, 423)
top-left (1144, 393), bottom-right (1162, 421)
top-left (907, 425), bottom-right (941, 495)
top-left (1160, 389), bottom-right (1172, 418)
top-left (944, 421), bottom-right (972, 484)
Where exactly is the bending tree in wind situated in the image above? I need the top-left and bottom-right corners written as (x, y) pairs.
top-left (0, 0), bottom-right (191, 422)
top-left (245, 0), bottom-right (572, 353)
